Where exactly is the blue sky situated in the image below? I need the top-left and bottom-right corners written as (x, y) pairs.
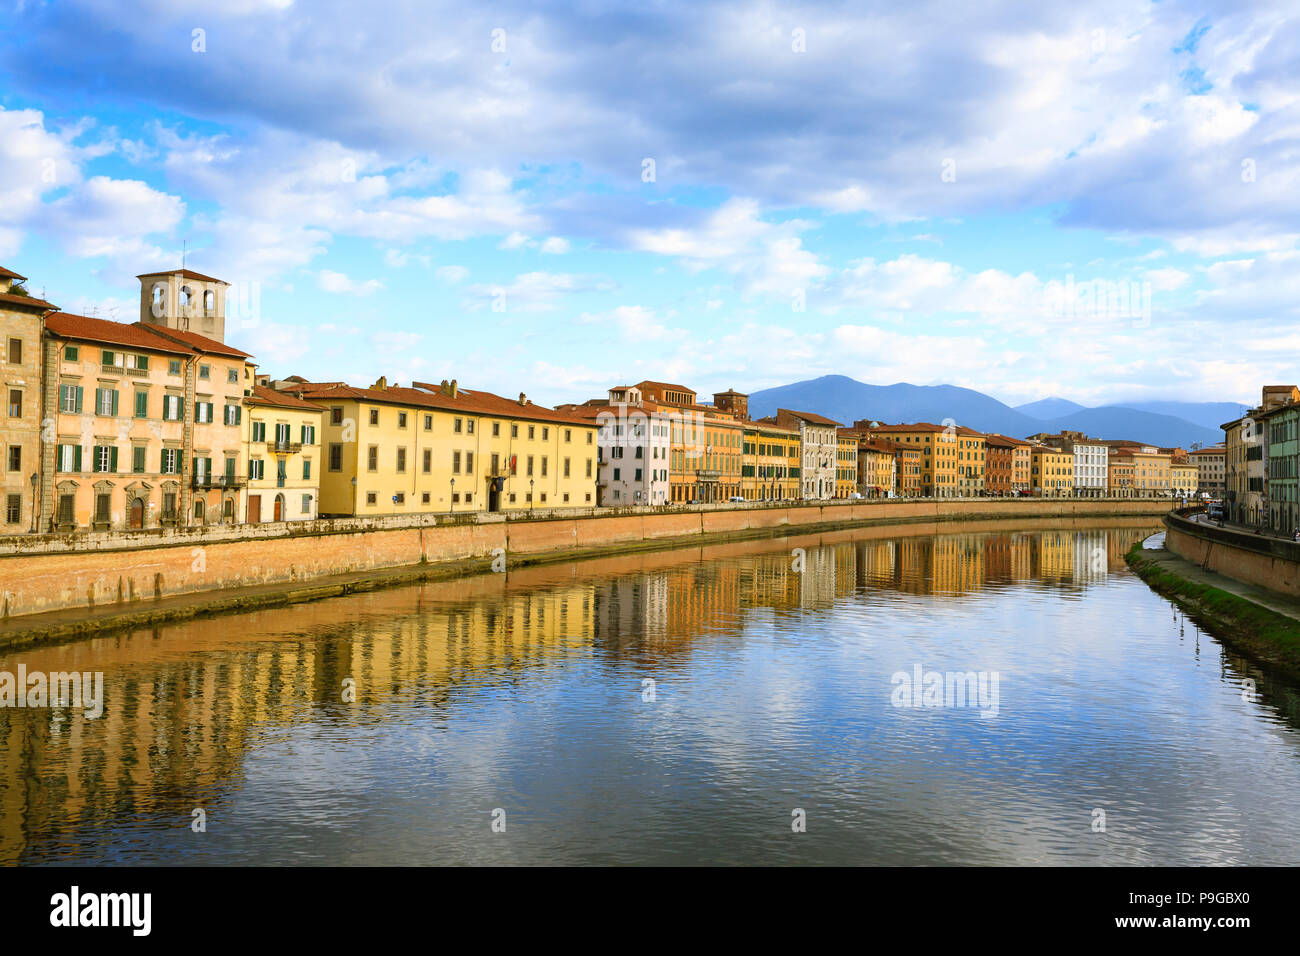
top-left (1, 0), bottom-right (1297, 409)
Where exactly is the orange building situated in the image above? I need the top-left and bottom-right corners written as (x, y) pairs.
top-left (985, 433), bottom-right (1032, 495)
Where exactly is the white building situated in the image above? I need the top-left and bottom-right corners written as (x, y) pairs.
top-left (568, 386), bottom-right (672, 506)
top-left (1030, 431), bottom-right (1108, 497)
top-left (774, 408), bottom-right (841, 500)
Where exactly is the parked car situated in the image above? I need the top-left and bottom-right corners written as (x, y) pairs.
top-left (727, 495), bottom-right (745, 502)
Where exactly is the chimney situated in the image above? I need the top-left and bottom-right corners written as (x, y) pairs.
top-left (519, 392), bottom-right (527, 405)
top-left (439, 379), bottom-right (449, 395)
top-left (450, 379), bottom-right (458, 398)
top-left (372, 376), bottom-right (387, 390)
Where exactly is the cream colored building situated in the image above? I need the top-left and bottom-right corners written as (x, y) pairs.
top-left (244, 384), bottom-right (323, 522)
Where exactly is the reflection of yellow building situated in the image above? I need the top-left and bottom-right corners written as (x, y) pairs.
top-left (297, 378), bottom-right (598, 515)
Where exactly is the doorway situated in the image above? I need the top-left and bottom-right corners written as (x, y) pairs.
top-left (248, 494), bottom-right (261, 523)
top-left (129, 497), bottom-right (144, 529)
top-left (273, 494), bottom-right (284, 522)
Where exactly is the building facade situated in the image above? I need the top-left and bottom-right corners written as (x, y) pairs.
top-left (0, 268), bottom-right (55, 532)
top-left (1187, 445), bottom-right (1225, 498)
top-left (244, 384), bottom-right (324, 522)
top-left (774, 409), bottom-right (839, 500)
top-left (835, 430), bottom-right (859, 498)
top-left (741, 421), bottom-right (799, 501)
top-left (1030, 446), bottom-right (1072, 496)
top-left (984, 434), bottom-right (1031, 495)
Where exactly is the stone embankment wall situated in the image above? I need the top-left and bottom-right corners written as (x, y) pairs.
top-left (0, 497), bottom-right (1170, 622)
top-left (1164, 509), bottom-right (1300, 598)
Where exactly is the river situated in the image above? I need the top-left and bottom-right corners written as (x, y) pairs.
top-left (3, 518), bottom-right (1299, 865)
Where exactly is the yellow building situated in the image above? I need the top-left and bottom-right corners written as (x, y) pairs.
top-left (1030, 446), bottom-right (1072, 496)
top-left (858, 422), bottom-right (960, 498)
top-left (295, 378), bottom-right (598, 515)
top-left (1170, 459), bottom-right (1198, 498)
top-left (955, 427), bottom-right (986, 496)
top-left (0, 267), bottom-right (55, 532)
top-left (244, 384), bottom-right (324, 522)
top-left (741, 421), bottom-right (799, 501)
top-left (835, 430), bottom-right (859, 498)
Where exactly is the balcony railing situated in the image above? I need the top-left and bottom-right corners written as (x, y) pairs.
top-left (192, 475), bottom-right (247, 490)
top-left (270, 441), bottom-right (303, 454)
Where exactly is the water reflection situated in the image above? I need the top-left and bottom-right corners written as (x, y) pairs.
top-left (2, 519), bottom-right (1298, 865)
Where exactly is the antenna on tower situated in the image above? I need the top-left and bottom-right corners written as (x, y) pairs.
top-left (182, 239), bottom-right (187, 273)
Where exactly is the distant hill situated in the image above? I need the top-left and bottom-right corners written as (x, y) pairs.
top-left (748, 375), bottom-right (1226, 448)
top-left (1015, 397), bottom-right (1086, 419)
top-left (1100, 400), bottom-right (1248, 432)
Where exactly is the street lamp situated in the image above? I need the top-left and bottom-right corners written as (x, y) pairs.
top-left (450, 477), bottom-right (455, 513)
top-left (530, 478), bottom-right (535, 512)
top-left (351, 475), bottom-right (357, 515)
top-left (29, 472), bottom-right (37, 533)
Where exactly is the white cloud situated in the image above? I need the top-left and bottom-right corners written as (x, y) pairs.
top-left (318, 269), bottom-right (385, 295)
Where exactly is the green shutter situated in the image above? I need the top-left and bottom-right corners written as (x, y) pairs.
top-left (137, 355), bottom-right (148, 371)
top-left (109, 446), bottom-right (118, 472)
top-left (110, 390), bottom-right (118, 416)
top-left (74, 446), bottom-right (82, 472)
top-left (75, 386), bottom-right (83, 413)
top-left (135, 391), bottom-right (147, 417)
top-left (133, 446), bottom-right (145, 473)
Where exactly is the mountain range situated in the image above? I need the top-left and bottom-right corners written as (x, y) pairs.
top-left (746, 375), bottom-right (1246, 449)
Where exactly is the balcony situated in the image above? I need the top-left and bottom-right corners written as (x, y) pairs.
top-left (270, 441), bottom-right (303, 454)
top-left (192, 475), bottom-right (247, 491)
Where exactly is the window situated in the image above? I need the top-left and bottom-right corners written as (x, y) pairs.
top-left (65, 346), bottom-right (78, 362)
top-left (101, 349), bottom-right (120, 368)
top-left (228, 368), bottom-right (239, 384)
top-left (394, 493), bottom-right (405, 505)
top-left (5, 494), bottom-right (20, 524)
top-left (422, 492), bottom-right (430, 504)
top-left (134, 391), bottom-right (148, 418)
top-left (527, 455), bottom-right (534, 477)
top-left (252, 421), bottom-right (266, 442)
top-left (367, 446), bottom-right (378, 471)
top-left (453, 451), bottom-right (461, 473)
top-left (542, 427), bottom-right (548, 441)
top-left (528, 425), bottom-right (535, 440)
top-left (302, 459), bottom-right (311, 480)
top-left (329, 444), bottom-right (343, 471)
top-left (163, 394), bottom-right (184, 421)
top-left (423, 449), bottom-right (432, 473)
top-left (58, 444), bottom-right (81, 472)
top-left (8, 389), bottom-right (22, 417)
top-left (398, 412), bottom-right (408, 428)
top-left (199, 364), bottom-right (211, 380)
top-left (369, 409), bottom-right (379, 425)
top-left (59, 384), bottom-right (83, 413)
top-left (94, 494), bottom-right (111, 522)
top-left (161, 448), bottom-right (182, 475)
top-left (331, 407), bottom-right (344, 425)
top-left (366, 492), bottom-right (377, 505)
top-left (454, 418), bottom-right (462, 433)
top-left (300, 424), bottom-right (315, 445)
top-left (168, 359), bottom-right (182, 375)
top-left (466, 452), bottom-right (474, 473)
top-left (541, 457), bottom-right (548, 477)
top-left (565, 429), bottom-right (571, 442)
top-left (275, 423), bottom-right (290, 445)
top-left (133, 446), bottom-right (146, 473)
top-left (397, 447), bottom-right (407, 472)
top-left (467, 420), bottom-right (475, 434)
top-left (225, 404), bottom-right (242, 426)
top-left (195, 401), bottom-right (213, 423)
top-left (57, 494), bottom-right (74, 524)
top-left (248, 458), bottom-right (264, 480)
top-left (564, 458), bottom-right (570, 478)
top-left (424, 415), bottom-right (432, 431)
top-left (6, 446), bottom-right (19, 471)
top-left (162, 492), bottom-right (177, 518)
top-left (93, 444), bottom-right (118, 473)
top-left (7, 338), bottom-right (20, 364)
top-left (493, 422), bottom-right (500, 437)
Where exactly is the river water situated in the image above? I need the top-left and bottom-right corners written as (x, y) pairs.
top-left (3, 518), bottom-right (1299, 866)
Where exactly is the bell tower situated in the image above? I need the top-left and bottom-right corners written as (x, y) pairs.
top-left (138, 269), bottom-right (229, 342)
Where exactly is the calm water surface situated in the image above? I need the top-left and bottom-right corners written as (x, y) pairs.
top-left (3, 518), bottom-right (1300, 865)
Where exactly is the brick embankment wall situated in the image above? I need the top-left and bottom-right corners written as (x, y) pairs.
top-left (1164, 510), bottom-right (1300, 599)
top-left (0, 497), bottom-right (1170, 623)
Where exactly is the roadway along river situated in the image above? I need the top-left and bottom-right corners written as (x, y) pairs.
top-left (3, 518), bottom-right (1300, 865)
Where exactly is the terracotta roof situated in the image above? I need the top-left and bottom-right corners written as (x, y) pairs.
top-left (0, 266), bottom-right (26, 281)
top-left (984, 433), bottom-right (1033, 447)
top-left (778, 407), bottom-right (843, 427)
top-left (136, 325), bottom-right (251, 358)
top-left (136, 268), bottom-right (228, 285)
top-left (295, 381), bottom-right (598, 428)
top-left (246, 385), bottom-right (325, 412)
top-left (44, 312), bottom-right (194, 355)
top-left (633, 380), bottom-right (696, 402)
top-left (0, 290), bottom-right (58, 312)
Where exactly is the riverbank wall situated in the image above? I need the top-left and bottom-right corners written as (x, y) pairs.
top-left (0, 497), bottom-right (1169, 637)
top-left (1164, 508), bottom-right (1300, 598)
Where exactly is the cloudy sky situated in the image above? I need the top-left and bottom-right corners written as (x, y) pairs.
top-left (2, 0), bottom-right (1296, 408)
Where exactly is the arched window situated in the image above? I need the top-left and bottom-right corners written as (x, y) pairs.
top-left (180, 285), bottom-right (194, 312)
top-left (203, 289), bottom-right (215, 313)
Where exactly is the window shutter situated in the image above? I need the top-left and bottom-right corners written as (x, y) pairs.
top-left (110, 446), bottom-right (118, 472)
top-left (111, 391), bottom-right (119, 416)
top-left (74, 446), bottom-right (82, 471)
